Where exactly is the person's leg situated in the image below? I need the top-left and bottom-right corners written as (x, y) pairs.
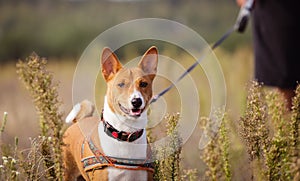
top-left (278, 88), bottom-right (295, 110)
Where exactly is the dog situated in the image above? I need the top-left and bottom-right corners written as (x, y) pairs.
top-left (63, 46), bottom-right (158, 181)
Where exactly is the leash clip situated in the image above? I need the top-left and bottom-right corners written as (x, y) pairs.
top-left (234, 0), bottom-right (255, 33)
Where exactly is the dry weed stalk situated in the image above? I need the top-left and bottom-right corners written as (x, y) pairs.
top-left (16, 53), bottom-right (64, 180)
top-left (290, 85), bottom-right (300, 180)
top-left (20, 136), bottom-right (55, 180)
top-left (239, 82), bottom-right (300, 180)
top-left (220, 114), bottom-right (231, 181)
top-left (0, 113), bottom-right (20, 181)
top-left (153, 113), bottom-right (182, 181)
top-left (265, 90), bottom-right (291, 180)
top-left (239, 81), bottom-right (269, 179)
top-left (200, 111), bottom-right (231, 181)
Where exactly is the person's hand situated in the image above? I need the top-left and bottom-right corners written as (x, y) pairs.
top-left (236, 0), bottom-right (247, 7)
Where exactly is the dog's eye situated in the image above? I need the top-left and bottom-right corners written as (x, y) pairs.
top-left (139, 81), bottom-right (148, 88)
top-left (118, 82), bottom-right (125, 88)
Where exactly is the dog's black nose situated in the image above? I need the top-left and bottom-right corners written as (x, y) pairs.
top-left (131, 98), bottom-right (142, 108)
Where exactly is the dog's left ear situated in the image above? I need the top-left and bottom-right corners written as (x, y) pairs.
top-left (138, 46), bottom-right (158, 77)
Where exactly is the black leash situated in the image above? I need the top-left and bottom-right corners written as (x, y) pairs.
top-left (150, 0), bottom-right (254, 104)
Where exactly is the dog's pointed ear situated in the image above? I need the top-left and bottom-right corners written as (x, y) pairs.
top-left (101, 47), bottom-right (122, 81)
top-left (138, 46), bottom-right (158, 76)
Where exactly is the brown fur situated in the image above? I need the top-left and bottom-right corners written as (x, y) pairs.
top-left (63, 117), bottom-right (109, 180)
top-left (63, 46), bottom-right (158, 180)
top-left (102, 47), bottom-right (157, 117)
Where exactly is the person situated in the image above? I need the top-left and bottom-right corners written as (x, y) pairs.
top-left (237, 0), bottom-right (300, 109)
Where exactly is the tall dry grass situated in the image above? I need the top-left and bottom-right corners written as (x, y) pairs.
top-left (152, 113), bottom-right (183, 181)
top-left (0, 53), bottom-right (65, 180)
top-left (16, 53), bottom-right (64, 180)
top-left (237, 82), bottom-right (300, 180)
top-left (199, 111), bottom-right (231, 181)
top-left (0, 50), bottom-right (300, 180)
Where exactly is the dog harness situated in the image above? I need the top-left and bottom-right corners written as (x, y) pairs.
top-left (79, 111), bottom-right (154, 175)
top-left (81, 139), bottom-right (154, 173)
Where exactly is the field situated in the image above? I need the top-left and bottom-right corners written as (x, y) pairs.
top-left (1, 0), bottom-right (300, 180)
top-left (0, 47), bottom-right (254, 179)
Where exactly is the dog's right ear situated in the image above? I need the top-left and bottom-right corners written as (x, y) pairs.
top-left (101, 47), bottom-right (122, 81)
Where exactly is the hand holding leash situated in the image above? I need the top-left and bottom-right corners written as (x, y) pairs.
top-left (234, 0), bottom-right (255, 33)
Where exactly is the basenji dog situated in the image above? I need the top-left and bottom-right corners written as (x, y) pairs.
top-left (63, 46), bottom-right (158, 181)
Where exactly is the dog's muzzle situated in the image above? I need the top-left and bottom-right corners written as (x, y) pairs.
top-left (119, 101), bottom-right (144, 118)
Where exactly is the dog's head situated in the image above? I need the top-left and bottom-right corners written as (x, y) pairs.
top-left (101, 46), bottom-right (158, 119)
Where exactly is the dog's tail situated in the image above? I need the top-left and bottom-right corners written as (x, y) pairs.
top-left (65, 100), bottom-right (95, 123)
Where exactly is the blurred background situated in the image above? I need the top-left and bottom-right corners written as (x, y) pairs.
top-left (0, 0), bottom-right (254, 179)
top-left (0, 0), bottom-right (251, 62)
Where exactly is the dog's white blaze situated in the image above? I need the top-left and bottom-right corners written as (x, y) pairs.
top-left (65, 103), bottom-right (81, 123)
top-left (104, 97), bottom-right (147, 131)
top-left (100, 96), bottom-right (148, 181)
top-left (129, 90), bottom-right (145, 109)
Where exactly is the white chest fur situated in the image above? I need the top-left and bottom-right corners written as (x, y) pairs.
top-left (98, 123), bottom-right (148, 181)
top-left (98, 98), bottom-right (148, 181)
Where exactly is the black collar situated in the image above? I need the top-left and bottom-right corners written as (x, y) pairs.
top-left (101, 110), bottom-right (144, 142)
